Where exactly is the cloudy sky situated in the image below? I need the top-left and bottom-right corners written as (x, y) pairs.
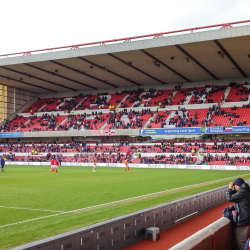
top-left (0, 0), bottom-right (250, 55)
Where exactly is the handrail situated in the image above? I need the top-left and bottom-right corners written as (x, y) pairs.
top-left (0, 20), bottom-right (250, 58)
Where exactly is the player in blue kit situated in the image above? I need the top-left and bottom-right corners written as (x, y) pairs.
top-left (1, 157), bottom-right (5, 172)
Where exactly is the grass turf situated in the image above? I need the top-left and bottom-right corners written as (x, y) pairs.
top-left (1, 165), bottom-right (250, 249)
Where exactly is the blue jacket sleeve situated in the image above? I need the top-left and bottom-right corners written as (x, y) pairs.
top-left (244, 238), bottom-right (249, 250)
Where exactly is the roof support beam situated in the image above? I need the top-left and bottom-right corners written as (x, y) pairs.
top-left (107, 53), bottom-right (166, 84)
top-left (0, 75), bottom-right (57, 93)
top-left (140, 49), bottom-right (192, 82)
top-left (0, 66), bottom-right (76, 91)
top-left (175, 45), bottom-right (219, 80)
top-left (214, 40), bottom-right (248, 77)
top-left (50, 60), bottom-right (118, 88)
top-left (77, 57), bottom-right (141, 86)
top-left (24, 63), bottom-right (96, 90)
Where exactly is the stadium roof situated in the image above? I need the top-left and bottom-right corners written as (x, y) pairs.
top-left (0, 21), bottom-right (250, 94)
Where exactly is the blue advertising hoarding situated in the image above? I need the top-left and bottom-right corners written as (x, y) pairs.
top-left (205, 126), bottom-right (250, 133)
top-left (0, 132), bottom-right (24, 138)
top-left (140, 126), bottom-right (250, 135)
top-left (139, 128), bottom-right (202, 135)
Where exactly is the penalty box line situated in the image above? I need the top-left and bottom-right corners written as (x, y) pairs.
top-left (1, 173), bottom-right (250, 229)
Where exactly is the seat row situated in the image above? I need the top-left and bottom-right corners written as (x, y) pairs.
top-left (23, 83), bottom-right (250, 114)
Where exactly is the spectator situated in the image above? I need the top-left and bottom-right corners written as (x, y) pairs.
top-left (226, 178), bottom-right (250, 250)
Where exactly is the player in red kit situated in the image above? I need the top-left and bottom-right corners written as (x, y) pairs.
top-left (50, 156), bottom-right (59, 175)
top-left (50, 157), bottom-right (54, 173)
top-left (124, 158), bottom-right (131, 173)
top-left (93, 157), bottom-right (97, 172)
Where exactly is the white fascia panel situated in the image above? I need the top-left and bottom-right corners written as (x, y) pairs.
top-left (0, 25), bottom-right (249, 66)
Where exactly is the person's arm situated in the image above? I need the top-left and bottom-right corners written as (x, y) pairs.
top-left (226, 186), bottom-right (245, 203)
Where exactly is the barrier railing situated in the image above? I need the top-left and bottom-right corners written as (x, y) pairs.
top-left (169, 217), bottom-right (232, 250)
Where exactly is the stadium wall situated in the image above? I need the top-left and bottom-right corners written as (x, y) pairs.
top-left (4, 162), bottom-right (250, 170)
top-left (11, 182), bottom-right (239, 250)
top-left (0, 129), bottom-right (140, 138)
top-left (0, 86), bottom-right (37, 125)
top-left (5, 96), bottom-right (38, 122)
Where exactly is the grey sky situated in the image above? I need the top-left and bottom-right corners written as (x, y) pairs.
top-left (1, 0), bottom-right (250, 55)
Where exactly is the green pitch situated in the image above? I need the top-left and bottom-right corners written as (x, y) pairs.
top-left (1, 166), bottom-right (250, 250)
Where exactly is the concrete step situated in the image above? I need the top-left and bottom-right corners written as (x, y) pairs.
top-left (196, 147), bottom-right (203, 153)
top-left (224, 87), bottom-right (231, 99)
top-left (100, 120), bottom-right (108, 130)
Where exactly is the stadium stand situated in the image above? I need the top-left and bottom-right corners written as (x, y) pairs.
top-left (17, 114), bottom-right (67, 132)
top-left (132, 155), bottom-right (197, 164)
top-left (226, 83), bottom-right (250, 102)
top-left (3, 115), bottom-right (30, 132)
top-left (104, 109), bottom-right (153, 130)
top-left (3, 83), bottom-right (250, 134)
top-left (2, 139), bottom-right (250, 166)
top-left (201, 155), bottom-right (250, 165)
top-left (58, 113), bottom-right (108, 131)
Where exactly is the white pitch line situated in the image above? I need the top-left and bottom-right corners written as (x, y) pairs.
top-left (0, 206), bottom-right (64, 213)
top-left (1, 173), bottom-right (250, 229)
top-left (0, 212), bottom-right (66, 228)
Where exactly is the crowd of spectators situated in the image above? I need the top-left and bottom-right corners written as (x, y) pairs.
top-left (120, 88), bottom-right (174, 108)
top-left (137, 141), bottom-right (198, 153)
top-left (202, 140), bottom-right (250, 153)
top-left (200, 104), bottom-right (246, 127)
top-left (138, 154), bottom-right (195, 164)
top-left (190, 85), bottom-right (226, 104)
top-left (3, 138), bottom-right (250, 167)
top-left (168, 108), bottom-right (199, 128)
top-left (20, 82), bottom-right (250, 115)
top-left (1, 115), bottom-right (25, 132)
top-left (106, 108), bottom-right (153, 129)
top-left (94, 153), bottom-right (130, 164)
top-left (57, 112), bottom-right (106, 131)
top-left (39, 97), bottom-right (57, 112)
top-left (23, 113), bottom-right (58, 132)
top-left (226, 82), bottom-right (250, 102)
top-left (147, 111), bottom-right (169, 128)
top-left (57, 96), bottom-right (79, 111)
top-left (1, 140), bottom-right (136, 156)
top-left (201, 153), bottom-right (250, 165)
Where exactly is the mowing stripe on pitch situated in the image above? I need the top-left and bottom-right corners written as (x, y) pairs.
top-left (69, 173), bottom-right (250, 213)
top-left (0, 206), bottom-right (64, 213)
top-left (1, 173), bottom-right (250, 228)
